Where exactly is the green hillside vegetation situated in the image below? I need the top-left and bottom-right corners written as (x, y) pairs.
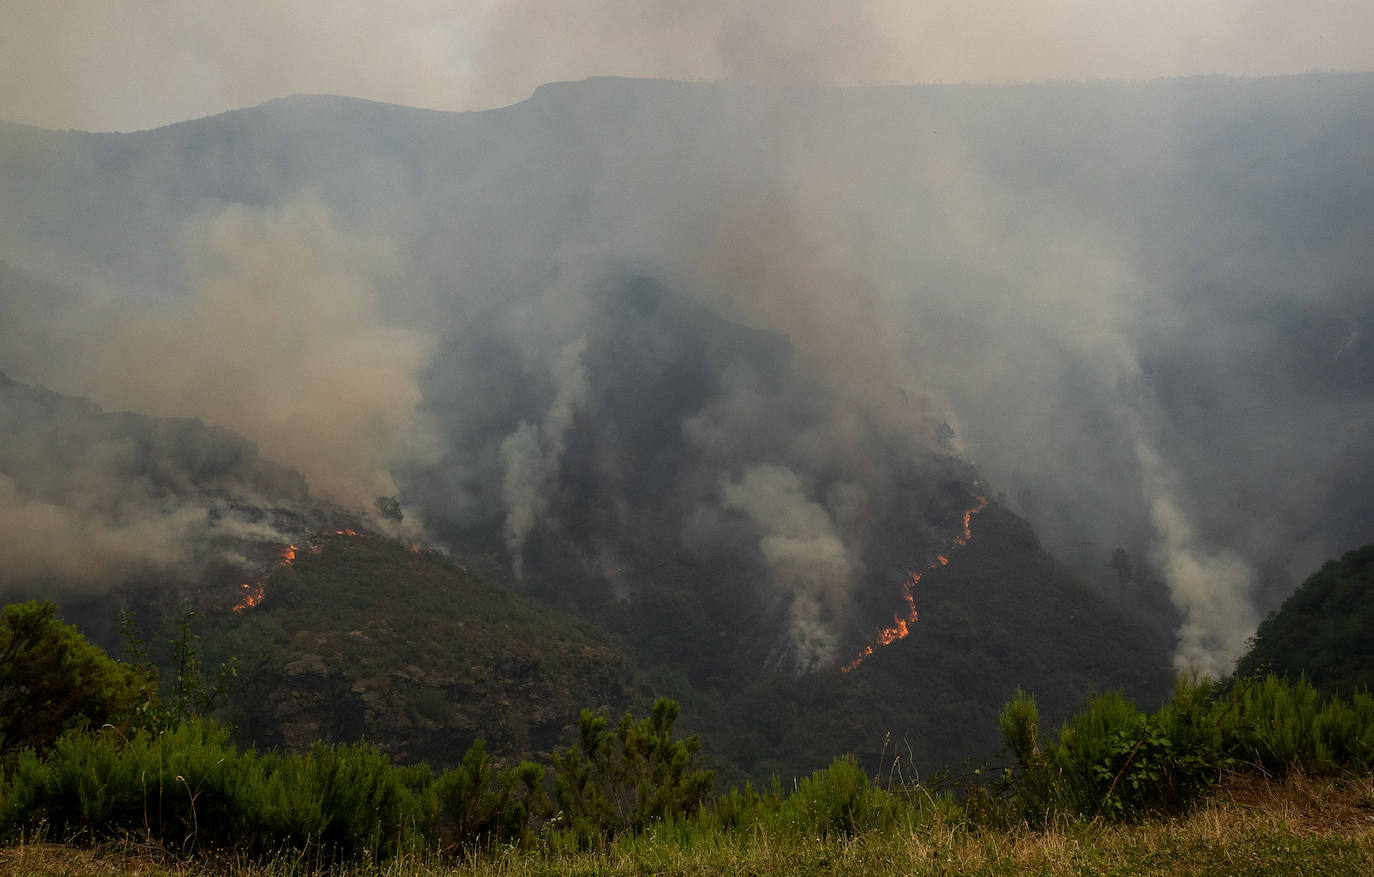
top-left (710, 505), bottom-right (1172, 786)
top-left (1, 598), bottom-right (1371, 873)
top-left (0, 602), bottom-right (152, 760)
top-left (202, 533), bottom-right (640, 766)
top-left (192, 505), bottom-right (1169, 789)
top-left (1237, 542), bottom-right (1374, 696)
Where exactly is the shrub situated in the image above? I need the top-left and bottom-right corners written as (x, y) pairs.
top-left (774, 756), bottom-right (904, 838)
top-left (0, 601), bottom-right (154, 761)
top-left (436, 738), bottom-right (547, 849)
top-left (549, 698), bottom-right (714, 847)
top-left (0, 720), bottom-right (434, 862)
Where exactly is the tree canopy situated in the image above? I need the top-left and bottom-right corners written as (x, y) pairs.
top-left (1236, 543), bottom-right (1374, 695)
top-left (0, 600), bottom-right (152, 758)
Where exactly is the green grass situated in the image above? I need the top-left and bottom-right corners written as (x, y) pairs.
top-left (4, 773), bottom-right (1372, 876)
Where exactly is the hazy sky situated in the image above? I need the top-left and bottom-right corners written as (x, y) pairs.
top-left (3, 0), bottom-right (1371, 131)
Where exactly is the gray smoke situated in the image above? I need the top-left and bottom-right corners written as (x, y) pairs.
top-left (1134, 439), bottom-right (1259, 676)
top-left (722, 464), bottom-right (854, 673)
top-left (1, 69), bottom-right (1371, 675)
top-left (10, 198), bottom-right (436, 514)
top-left (500, 337), bottom-right (591, 579)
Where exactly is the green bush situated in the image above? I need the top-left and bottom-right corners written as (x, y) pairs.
top-left (990, 674), bottom-right (1374, 828)
top-left (1225, 675), bottom-right (1374, 774)
top-left (0, 601), bottom-right (154, 761)
top-left (435, 737), bottom-right (547, 849)
top-left (773, 756), bottom-right (904, 838)
top-left (0, 720), bottom-right (435, 862)
top-left (548, 698), bottom-right (714, 847)
top-left (0, 722), bottom-right (239, 849)
top-left (999, 688), bottom-right (1041, 770)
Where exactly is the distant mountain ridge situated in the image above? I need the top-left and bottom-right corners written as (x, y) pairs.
top-left (2, 74), bottom-right (1370, 606)
top-left (4, 73), bottom-right (1372, 780)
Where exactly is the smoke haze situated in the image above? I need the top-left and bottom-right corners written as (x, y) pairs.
top-left (722, 464), bottom-right (854, 673)
top-left (3, 2), bottom-right (1371, 131)
top-left (501, 337), bottom-right (591, 580)
top-left (1, 71), bottom-right (1371, 676)
top-left (23, 199), bottom-right (435, 510)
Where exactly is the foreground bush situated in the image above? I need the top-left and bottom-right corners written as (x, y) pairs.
top-left (0, 721), bottom-right (435, 862)
top-left (989, 673), bottom-right (1374, 826)
top-left (0, 601), bottom-right (153, 762)
top-left (0, 699), bottom-right (713, 863)
top-left (1, 669), bottom-right (1371, 865)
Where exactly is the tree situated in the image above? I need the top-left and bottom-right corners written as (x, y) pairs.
top-left (550, 698), bottom-right (714, 842)
top-left (0, 601), bottom-right (153, 759)
top-left (376, 495), bottom-right (404, 523)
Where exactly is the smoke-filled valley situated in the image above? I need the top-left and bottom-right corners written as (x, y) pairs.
top-left (1, 74), bottom-right (1372, 780)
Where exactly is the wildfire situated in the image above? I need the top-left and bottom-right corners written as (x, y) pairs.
top-left (336, 529), bottom-right (360, 537)
top-left (232, 583), bottom-right (265, 613)
top-left (231, 543), bottom-right (298, 613)
top-left (841, 491), bottom-right (988, 672)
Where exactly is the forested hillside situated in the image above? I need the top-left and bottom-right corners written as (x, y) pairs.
top-left (1238, 543), bottom-right (1374, 696)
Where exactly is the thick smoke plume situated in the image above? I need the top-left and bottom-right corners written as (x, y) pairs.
top-left (37, 199), bottom-right (434, 511)
top-left (500, 337), bottom-right (591, 579)
top-left (0, 473), bottom-right (205, 588)
top-left (722, 464), bottom-right (854, 673)
top-left (0, 373), bottom-right (307, 591)
top-left (1, 72), bottom-right (1370, 677)
top-left (1135, 440), bottom-right (1259, 676)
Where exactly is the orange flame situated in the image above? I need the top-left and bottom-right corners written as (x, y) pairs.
top-left (336, 529), bottom-right (360, 537)
top-left (841, 492), bottom-right (988, 672)
top-left (233, 583), bottom-right (265, 613)
top-left (232, 543), bottom-right (298, 613)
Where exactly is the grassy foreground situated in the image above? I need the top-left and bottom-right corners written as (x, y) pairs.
top-left (5, 772), bottom-right (1371, 877)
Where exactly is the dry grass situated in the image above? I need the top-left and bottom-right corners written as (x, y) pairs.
top-left (6, 772), bottom-right (1373, 876)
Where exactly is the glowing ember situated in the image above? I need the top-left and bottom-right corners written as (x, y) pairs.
top-left (232, 543), bottom-right (298, 613)
top-left (233, 583), bottom-right (265, 613)
top-left (336, 529), bottom-right (360, 536)
top-left (842, 491), bottom-right (988, 672)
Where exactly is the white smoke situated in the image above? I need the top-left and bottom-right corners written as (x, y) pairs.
top-left (1135, 439), bottom-right (1259, 676)
top-left (721, 464), bottom-right (854, 673)
top-left (500, 337), bottom-right (591, 579)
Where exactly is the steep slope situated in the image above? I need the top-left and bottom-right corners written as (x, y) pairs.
top-left (4, 76), bottom-right (1370, 781)
top-left (1236, 543), bottom-right (1374, 696)
top-left (0, 371), bottom-right (642, 768)
top-left (205, 532), bottom-right (639, 765)
top-left (3, 75), bottom-right (1371, 611)
top-left (0, 366), bottom-right (314, 606)
top-left (417, 278), bottom-right (1174, 781)
top-left (711, 504), bottom-right (1172, 784)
